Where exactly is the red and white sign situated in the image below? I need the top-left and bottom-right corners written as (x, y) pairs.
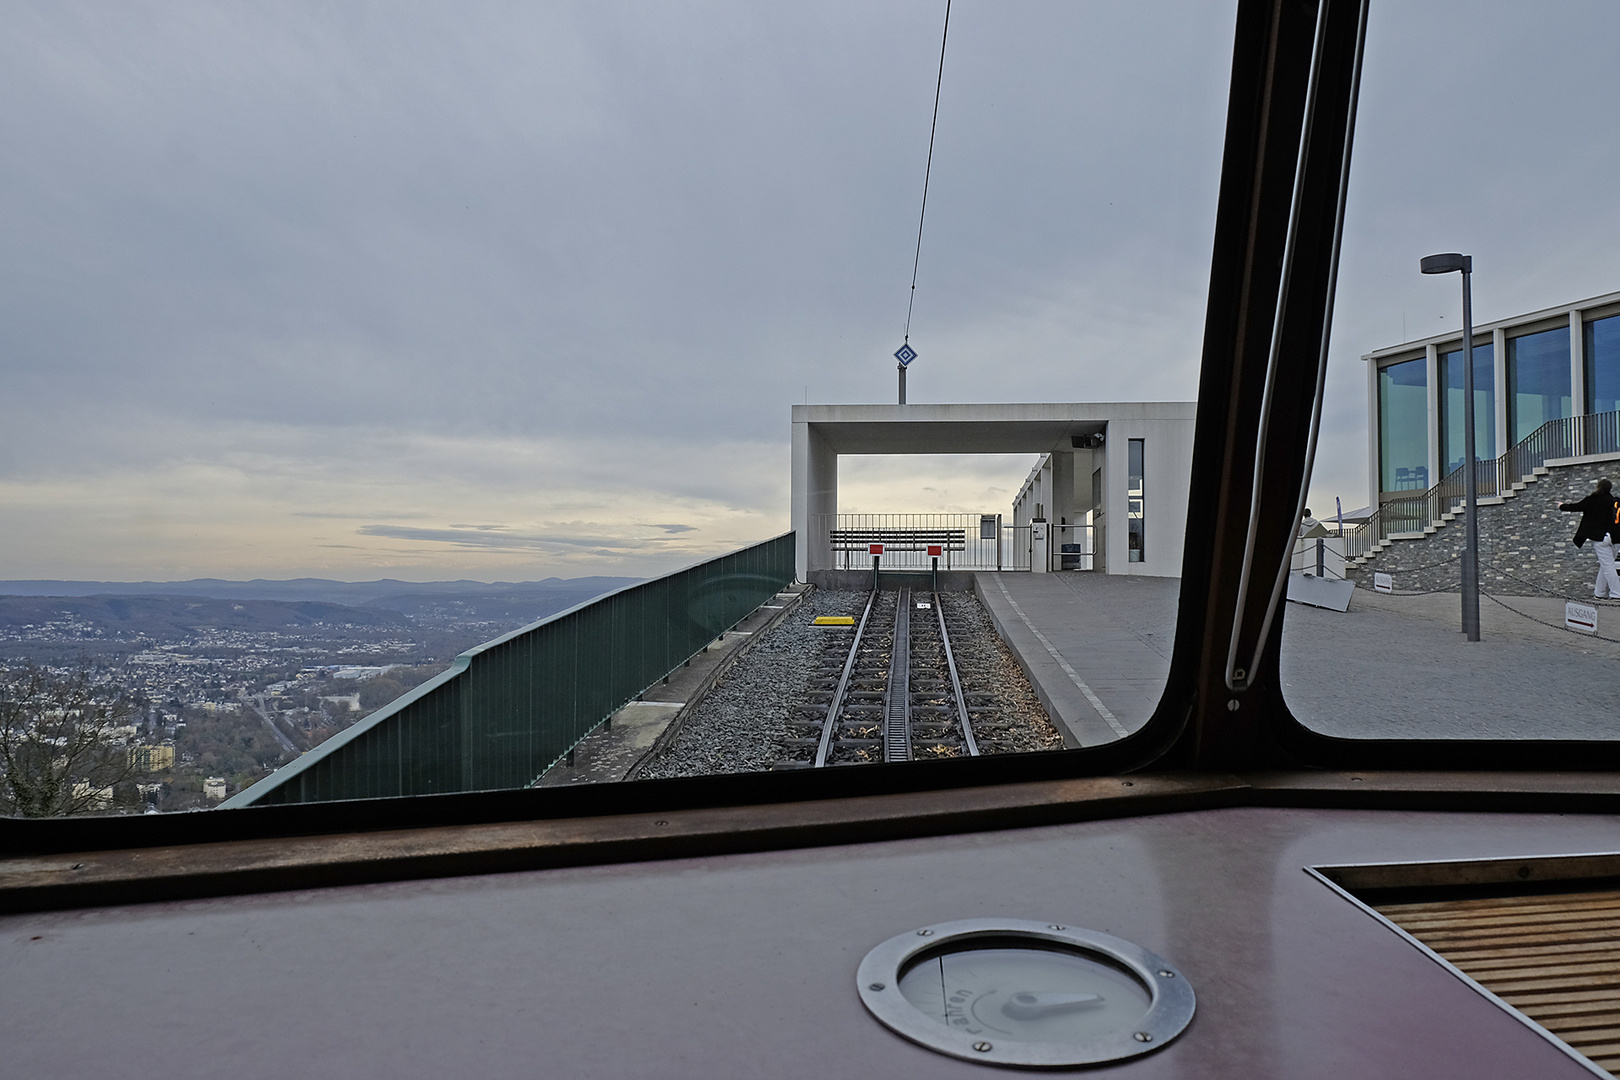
top-left (1373, 572), bottom-right (1393, 594)
top-left (869, 544), bottom-right (884, 556)
top-left (1566, 601), bottom-right (1598, 634)
top-left (927, 545), bottom-right (943, 557)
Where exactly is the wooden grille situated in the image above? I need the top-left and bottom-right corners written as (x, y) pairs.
top-left (1378, 888), bottom-right (1620, 1077)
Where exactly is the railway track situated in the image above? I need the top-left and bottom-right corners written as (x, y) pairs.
top-left (792, 587), bottom-right (982, 767)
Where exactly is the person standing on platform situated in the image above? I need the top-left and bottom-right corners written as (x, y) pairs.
top-left (1558, 478), bottom-right (1620, 599)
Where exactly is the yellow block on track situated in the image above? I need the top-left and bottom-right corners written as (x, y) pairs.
top-left (813, 615), bottom-right (855, 626)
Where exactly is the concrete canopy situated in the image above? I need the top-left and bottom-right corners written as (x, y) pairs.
top-left (790, 402), bottom-right (1197, 579)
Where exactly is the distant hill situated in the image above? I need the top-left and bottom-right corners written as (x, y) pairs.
top-left (0, 577), bottom-right (644, 646)
top-left (0, 576), bottom-right (642, 606)
top-left (0, 594), bottom-right (418, 636)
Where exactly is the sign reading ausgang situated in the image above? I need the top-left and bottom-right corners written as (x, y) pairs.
top-left (1566, 601), bottom-right (1598, 634)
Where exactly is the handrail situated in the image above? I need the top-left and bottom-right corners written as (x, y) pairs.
top-left (1346, 410), bottom-right (1620, 561)
top-left (829, 528), bottom-right (967, 551)
top-left (816, 512), bottom-right (1035, 571)
top-left (223, 532), bottom-right (797, 807)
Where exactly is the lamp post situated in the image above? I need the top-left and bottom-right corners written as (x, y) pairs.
top-left (1420, 252), bottom-right (1480, 641)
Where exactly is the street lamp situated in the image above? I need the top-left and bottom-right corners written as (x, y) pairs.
top-left (1420, 252), bottom-right (1480, 641)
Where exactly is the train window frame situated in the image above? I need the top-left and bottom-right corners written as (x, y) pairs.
top-left (5, 0), bottom-right (1618, 882)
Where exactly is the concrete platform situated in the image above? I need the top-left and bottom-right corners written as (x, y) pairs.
top-left (973, 571), bottom-right (1176, 747)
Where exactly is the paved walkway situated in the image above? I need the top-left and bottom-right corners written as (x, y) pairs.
top-left (1282, 589), bottom-right (1620, 740)
top-left (974, 571), bottom-right (1620, 745)
top-left (974, 572), bottom-right (1177, 746)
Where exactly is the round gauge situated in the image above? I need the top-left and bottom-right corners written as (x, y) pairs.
top-left (856, 918), bottom-right (1194, 1068)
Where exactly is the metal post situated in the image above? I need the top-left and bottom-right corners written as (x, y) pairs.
top-left (1316, 537), bottom-right (1325, 577)
top-left (1423, 253), bottom-right (1481, 641)
top-left (898, 363), bottom-right (907, 405)
top-left (1460, 267), bottom-right (1481, 641)
top-left (872, 553), bottom-right (881, 593)
top-left (931, 555), bottom-right (938, 592)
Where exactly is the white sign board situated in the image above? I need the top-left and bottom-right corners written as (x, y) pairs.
top-left (1566, 601), bottom-right (1598, 634)
top-left (1373, 572), bottom-right (1393, 594)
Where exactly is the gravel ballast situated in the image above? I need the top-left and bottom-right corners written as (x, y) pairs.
top-left (638, 587), bottom-right (1060, 779)
top-left (940, 592), bottom-right (1064, 754)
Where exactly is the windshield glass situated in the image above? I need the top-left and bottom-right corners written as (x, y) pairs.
top-left (2, 2), bottom-right (1235, 812)
top-left (1281, 2), bottom-right (1620, 740)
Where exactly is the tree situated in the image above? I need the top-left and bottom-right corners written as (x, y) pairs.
top-left (0, 664), bottom-right (140, 817)
top-left (358, 676), bottom-right (407, 711)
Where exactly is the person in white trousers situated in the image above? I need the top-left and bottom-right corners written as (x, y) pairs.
top-left (1558, 478), bottom-right (1620, 599)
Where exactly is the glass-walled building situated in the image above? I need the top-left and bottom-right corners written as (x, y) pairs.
top-left (1438, 340), bottom-right (1494, 474)
top-left (1366, 289), bottom-right (1620, 510)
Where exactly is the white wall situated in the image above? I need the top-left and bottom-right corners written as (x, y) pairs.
top-left (1007, 422), bottom-right (1192, 577)
top-left (1098, 418), bottom-right (1193, 578)
top-left (790, 419), bottom-right (837, 580)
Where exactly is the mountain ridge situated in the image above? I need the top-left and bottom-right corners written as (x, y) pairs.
top-left (0, 576), bottom-right (643, 606)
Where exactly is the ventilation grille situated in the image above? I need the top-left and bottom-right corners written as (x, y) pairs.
top-left (1377, 888), bottom-right (1620, 1077)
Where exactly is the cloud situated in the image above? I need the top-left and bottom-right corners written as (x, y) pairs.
top-left (356, 524), bottom-right (675, 553)
top-left (2, 1), bottom-right (1617, 580)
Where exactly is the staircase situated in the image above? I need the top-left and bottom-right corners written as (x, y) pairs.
top-left (1345, 410), bottom-right (1620, 566)
top-left (1348, 466), bottom-right (1552, 566)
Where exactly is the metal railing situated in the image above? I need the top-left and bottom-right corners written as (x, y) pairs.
top-left (1346, 410), bottom-right (1620, 560)
top-left (815, 513), bottom-right (1009, 570)
top-left (1004, 524), bottom-right (1033, 571)
top-left (224, 532), bottom-right (796, 807)
top-left (808, 514), bottom-right (1105, 572)
top-left (811, 513), bottom-right (1052, 571)
top-left (1052, 523), bottom-right (1096, 571)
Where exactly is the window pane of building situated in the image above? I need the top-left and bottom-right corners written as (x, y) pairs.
top-left (1438, 341), bottom-right (1495, 474)
top-left (1377, 357), bottom-right (1427, 492)
top-left (1127, 439), bottom-right (1145, 563)
top-left (1507, 326), bottom-right (1571, 443)
top-left (1587, 313), bottom-right (1620, 414)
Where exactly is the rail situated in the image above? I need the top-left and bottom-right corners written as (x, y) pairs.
top-left (883, 588), bottom-right (914, 762)
top-left (813, 589), bottom-right (878, 768)
top-left (1346, 410), bottom-right (1620, 561)
top-left (811, 585), bottom-right (978, 767)
top-left (224, 532), bottom-right (797, 806)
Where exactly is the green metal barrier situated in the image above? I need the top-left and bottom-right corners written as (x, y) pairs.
top-left (224, 533), bottom-right (796, 806)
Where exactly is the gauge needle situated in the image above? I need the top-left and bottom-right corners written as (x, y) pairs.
top-left (1001, 991), bottom-right (1104, 1020)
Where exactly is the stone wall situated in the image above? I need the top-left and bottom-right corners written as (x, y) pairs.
top-left (1345, 459), bottom-right (1619, 596)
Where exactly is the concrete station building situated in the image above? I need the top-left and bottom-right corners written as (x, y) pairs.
top-left (790, 402), bottom-right (1195, 581)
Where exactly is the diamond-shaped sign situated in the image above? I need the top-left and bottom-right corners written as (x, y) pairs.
top-left (894, 342), bottom-right (918, 367)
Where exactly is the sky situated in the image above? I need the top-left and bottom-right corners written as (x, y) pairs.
top-left (3, 1), bottom-right (1618, 582)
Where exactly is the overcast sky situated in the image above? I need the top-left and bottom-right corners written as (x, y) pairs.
top-left (3, 1), bottom-right (1618, 582)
